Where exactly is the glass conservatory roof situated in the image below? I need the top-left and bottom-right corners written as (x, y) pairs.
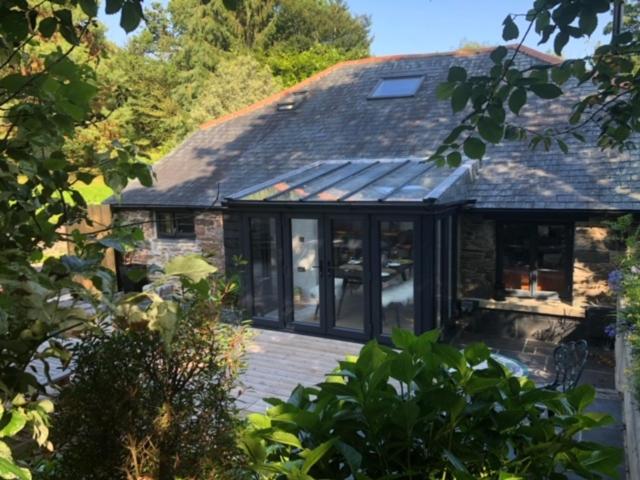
top-left (226, 159), bottom-right (465, 204)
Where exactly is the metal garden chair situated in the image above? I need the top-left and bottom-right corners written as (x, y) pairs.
top-left (546, 340), bottom-right (589, 392)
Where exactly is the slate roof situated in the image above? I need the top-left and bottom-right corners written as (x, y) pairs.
top-left (109, 46), bottom-right (640, 211)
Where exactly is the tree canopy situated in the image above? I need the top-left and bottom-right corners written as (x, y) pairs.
top-left (91, 0), bottom-right (371, 159)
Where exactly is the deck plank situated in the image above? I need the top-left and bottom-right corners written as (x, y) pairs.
top-left (238, 329), bottom-right (360, 413)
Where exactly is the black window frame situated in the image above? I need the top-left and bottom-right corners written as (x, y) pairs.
top-left (496, 221), bottom-right (574, 301)
top-left (155, 210), bottom-right (196, 239)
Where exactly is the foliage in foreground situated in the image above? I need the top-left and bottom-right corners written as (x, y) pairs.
top-left (433, 0), bottom-right (640, 167)
top-left (0, 0), bottom-right (151, 478)
top-left (38, 255), bottom-right (251, 480)
top-left (242, 329), bottom-right (621, 480)
top-left (607, 214), bottom-right (640, 401)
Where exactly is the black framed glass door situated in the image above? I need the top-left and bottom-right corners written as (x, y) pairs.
top-left (326, 216), bottom-right (369, 339)
top-left (287, 216), bottom-right (323, 330)
top-left (284, 214), bottom-right (370, 340)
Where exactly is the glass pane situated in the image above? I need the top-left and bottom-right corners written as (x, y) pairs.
top-left (387, 167), bottom-right (453, 201)
top-left (175, 212), bottom-right (195, 234)
top-left (242, 163), bottom-right (337, 200)
top-left (331, 218), bottom-right (365, 331)
top-left (306, 162), bottom-right (399, 201)
top-left (371, 76), bottom-right (423, 98)
top-left (502, 224), bottom-right (531, 291)
top-left (250, 217), bottom-right (279, 320)
top-left (380, 221), bottom-right (415, 335)
top-left (291, 219), bottom-right (320, 325)
top-left (350, 162), bottom-right (427, 201)
top-left (536, 224), bottom-right (567, 294)
top-left (271, 163), bottom-right (368, 201)
top-left (447, 217), bottom-right (454, 319)
top-left (157, 212), bottom-right (175, 236)
top-left (435, 219), bottom-right (442, 328)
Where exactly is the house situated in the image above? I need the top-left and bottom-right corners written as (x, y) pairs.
top-left (108, 45), bottom-right (640, 343)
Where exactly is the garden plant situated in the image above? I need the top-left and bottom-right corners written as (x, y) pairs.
top-left (242, 329), bottom-right (622, 479)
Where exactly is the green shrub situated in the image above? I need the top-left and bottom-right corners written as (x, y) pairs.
top-left (39, 256), bottom-right (251, 480)
top-left (241, 329), bottom-right (621, 480)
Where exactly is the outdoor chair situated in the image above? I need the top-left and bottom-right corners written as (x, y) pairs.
top-left (546, 340), bottom-right (589, 392)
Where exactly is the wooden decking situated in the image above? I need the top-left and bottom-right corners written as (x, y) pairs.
top-left (237, 329), bottom-right (360, 413)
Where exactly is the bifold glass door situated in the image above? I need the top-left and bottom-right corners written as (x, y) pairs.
top-left (245, 210), bottom-right (457, 341)
top-left (286, 215), bottom-right (368, 340)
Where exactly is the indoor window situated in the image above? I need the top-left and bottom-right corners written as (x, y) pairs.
top-left (156, 211), bottom-right (195, 239)
top-left (498, 222), bottom-right (572, 300)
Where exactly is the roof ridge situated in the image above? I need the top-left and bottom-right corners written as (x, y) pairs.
top-left (198, 44), bottom-right (561, 131)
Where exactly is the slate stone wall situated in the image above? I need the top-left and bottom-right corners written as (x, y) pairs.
top-left (113, 209), bottom-right (226, 272)
top-left (459, 213), bottom-right (496, 299)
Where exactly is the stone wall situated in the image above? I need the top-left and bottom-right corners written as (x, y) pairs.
top-left (114, 209), bottom-right (226, 272)
top-left (573, 221), bottom-right (620, 308)
top-left (459, 213), bottom-right (496, 298)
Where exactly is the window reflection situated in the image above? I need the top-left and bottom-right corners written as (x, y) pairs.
top-left (380, 221), bottom-right (415, 335)
top-left (250, 217), bottom-right (279, 320)
top-left (291, 219), bottom-right (320, 324)
top-left (331, 218), bottom-right (365, 331)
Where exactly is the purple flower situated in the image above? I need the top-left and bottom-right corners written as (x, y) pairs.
top-left (604, 323), bottom-right (617, 338)
top-left (608, 270), bottom-right (623, 293)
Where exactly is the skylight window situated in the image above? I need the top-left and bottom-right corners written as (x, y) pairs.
top-left (369, 75), bottom-right (425, 99)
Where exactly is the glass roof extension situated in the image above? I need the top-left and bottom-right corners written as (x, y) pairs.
top-left (226, 159), bottom-right (463, 204)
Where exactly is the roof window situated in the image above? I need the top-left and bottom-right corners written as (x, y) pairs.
top-left (369, 75), bottom-right (425, 99)
top-left (276, 90), bottom-right (309, 111)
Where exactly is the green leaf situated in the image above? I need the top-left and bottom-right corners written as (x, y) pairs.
top-left (164, 255), bottom-right (217, 282)
top-left (120, 1), bottom-right (143, 33)
top-left (268, 430), bottom-right (302, 448)
top-left (335, 441), bottom-right (362, 473)
top-left (391, 328), bottom-right (415, 350)
top-left (79, 0), bottom-right (98, 18)
top-left (436, 82), bottom-right (455, 100)
top-left (0, 411), bottom-right (27, 438)
top-left (477, 116), bottom-right (504, 144)
top-left (105, 0), bottom-right (124, 14)
top-left (579, 10), bottom-right (598, 36)
top-left (463, 137), bottom-right (486, 160)
top-left (502, 15), bottom-right (519, 41)
top-left (451, 83), bottom-right (472, 113)
top-left (301, 440), bottom-right (334, 474)
top-left (508, 87), bottom-right (527, 115)
top-left (557, 139), bottom-right (568, 154)
top-left (447, 151), bottom-right (462, 167)
top-left (490, 46), bottom-right (508, 64)
top-left (529, 83), bottom-right (562, 99)
top-left (0, 457), bottom-right (31, 480)
top-left (550, 65), bottom-right (571, 85)
top-left (554, 31), bottom-right (569, 55)
top-left (447, 66), bottom-right (467, 82)
top-left (38, 17), bottom-right (57, 38)
top-left (463, 342), bottom-right (490, 366)
top-left (565, 384), bottom-right (595, 412)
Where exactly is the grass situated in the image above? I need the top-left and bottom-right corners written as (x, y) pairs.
top-left (73, 176), bottom-right (113, 204)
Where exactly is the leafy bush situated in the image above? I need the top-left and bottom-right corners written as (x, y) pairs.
top-left (242, 329), bottom-right (621, 480)
top-left (39, 256), bottom-right (251, 480)
top-left (607, 215), bottom-right (640, 401)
